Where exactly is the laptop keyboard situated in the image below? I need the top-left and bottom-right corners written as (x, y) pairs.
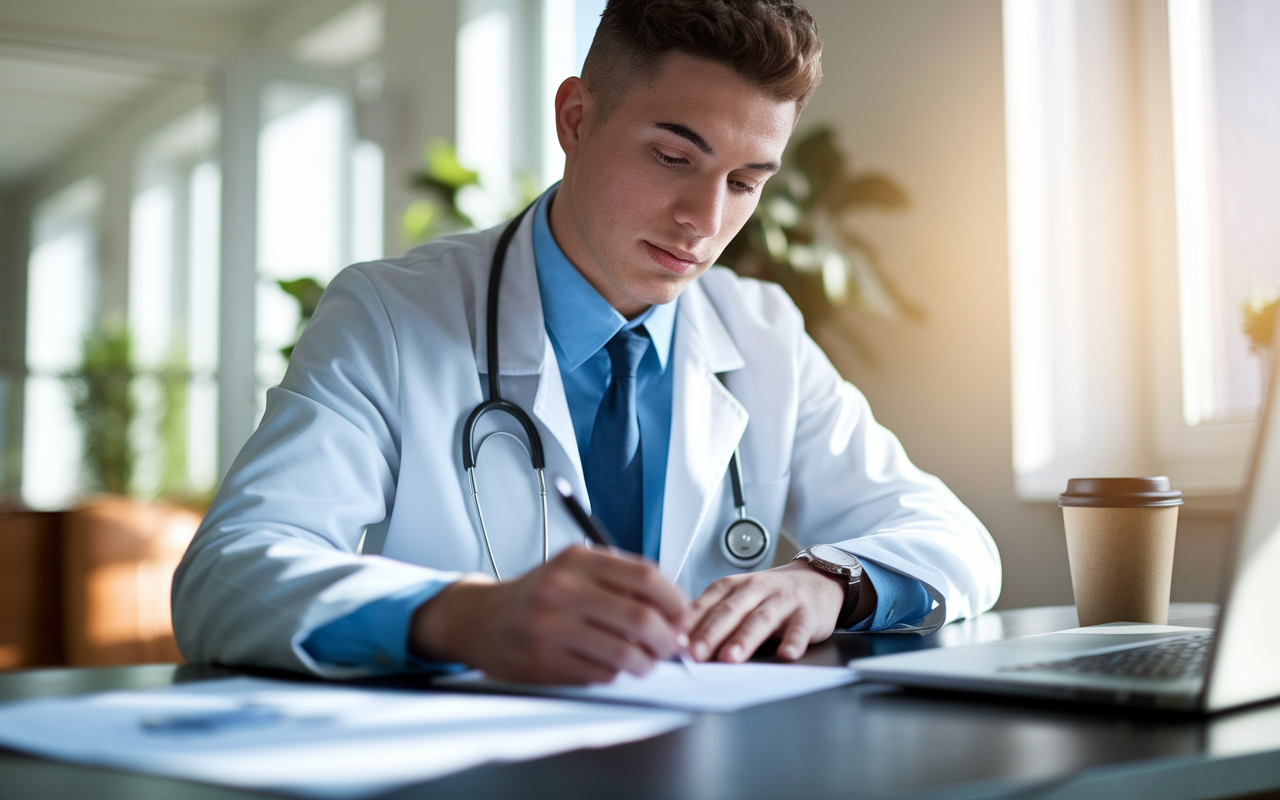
top-left (1002, 633), bottom-right (1213, 680)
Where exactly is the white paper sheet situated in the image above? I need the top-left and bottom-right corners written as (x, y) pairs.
top-left (437, 662), bottom-right (858, 712)
top-left (0, 677), bottom-right (690, 799)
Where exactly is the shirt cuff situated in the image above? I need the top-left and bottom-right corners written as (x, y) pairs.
top-left (845, 559), bottom-right (934, 632)
top-left (300, 580), bottom-right (468, 673)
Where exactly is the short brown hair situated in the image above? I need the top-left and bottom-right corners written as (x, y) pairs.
top-left (581, 0), bottom-right (823, 121)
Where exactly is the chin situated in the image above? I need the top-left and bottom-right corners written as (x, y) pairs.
top-left (630, 274), bottom-right (694, 307)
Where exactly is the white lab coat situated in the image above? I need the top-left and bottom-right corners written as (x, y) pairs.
top-left (172, 212), bottom-right (1001, 677)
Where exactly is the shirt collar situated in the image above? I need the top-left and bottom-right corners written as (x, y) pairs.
top-left (533, 186), bottom-right (676, 372)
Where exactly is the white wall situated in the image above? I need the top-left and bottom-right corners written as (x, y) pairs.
top-left (801, 0), bottom-right (1230, 609)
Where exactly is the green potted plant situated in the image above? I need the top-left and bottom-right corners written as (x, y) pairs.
top-left (402, 139), bottom-right (541, 247)
top-left (59, 319), bottom-right (199, 666)
top-left (64, 319), bottom-right (136, 495)
top-left (720, 125), bottom-right (919, 360)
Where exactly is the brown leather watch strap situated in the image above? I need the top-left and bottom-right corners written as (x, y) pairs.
top-left (793, 546), bottom-right (864, 628)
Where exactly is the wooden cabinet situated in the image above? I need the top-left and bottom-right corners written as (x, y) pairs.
top-left (0, 498), bottom-right (199, 669)
top-left (0, 510), bottom-right (63, 669)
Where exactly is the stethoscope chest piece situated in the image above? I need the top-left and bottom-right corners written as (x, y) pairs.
top-left (714, 372), bottom-right (772, 571)
top-left (721, 514), bottom-right (770, 569)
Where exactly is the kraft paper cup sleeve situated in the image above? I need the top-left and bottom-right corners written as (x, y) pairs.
top-left (1059, 478), bottom-right (1182, 628)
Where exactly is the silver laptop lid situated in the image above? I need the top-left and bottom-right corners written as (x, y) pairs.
top-left (1204, 333), bottom-right (1280, 712)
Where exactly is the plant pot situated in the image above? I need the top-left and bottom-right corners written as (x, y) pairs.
top-left (63, 496), bottom-right (201, 666)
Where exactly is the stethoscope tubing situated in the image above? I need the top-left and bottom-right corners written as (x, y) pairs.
top-left (462, 203), bottom-right (769, 578)
top-left (461, 204), bottom-right (546, 581)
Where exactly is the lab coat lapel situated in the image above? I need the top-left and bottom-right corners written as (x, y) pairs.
top-left (659, 281), bottom-right (748, 582)
top-left (470, 214), bottom-right (584, 492)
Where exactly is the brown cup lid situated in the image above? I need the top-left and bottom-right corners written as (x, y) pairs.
top-left (1059, 477), bottom-right (1183, 508)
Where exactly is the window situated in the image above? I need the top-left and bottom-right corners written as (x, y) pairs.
top-left (1003, 0), bottom-right (1151, 500)
top-left (214, 6), bottom-right (386, 476)
top-left (129, 106), bottom-right (221, 499)
top-left (539, 0), bottom-right (607, 188)
top-left (254, 81), bottom-right (384, 411)
top-left (22, 178), bottom-right (101, 509)
top-left (1005, 0), bottom-right (1280, 500)
top-left (455, 0), bottom-right (605, 219)
top-left (1169, 0), bottom-right (1280, 425)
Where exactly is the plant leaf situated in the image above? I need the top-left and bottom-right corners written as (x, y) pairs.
top-left (834, 229), bottom-right (925, 320)
top-left (277, 277), bottom-right (327, 319)
top-left (425, 138), bottom-right (480, 188)
top-left (791, 127), bottom-right (844, 204)
top-left (833, 174), bottom-right (910, 210)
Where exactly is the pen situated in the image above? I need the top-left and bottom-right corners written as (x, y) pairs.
top-left (553, 476), bottom-right (617, 548)
top-left (553, 477), bottom-right (698, 679)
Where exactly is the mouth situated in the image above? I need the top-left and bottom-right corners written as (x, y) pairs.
top-left (645, 241), bottom-right (701, 275)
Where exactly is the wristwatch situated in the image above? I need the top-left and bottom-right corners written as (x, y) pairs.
top-left (792, 544), bottom-right (864, 628)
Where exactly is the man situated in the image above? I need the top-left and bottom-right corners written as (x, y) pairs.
top-left (173, 0), bottom-right (1000, 684)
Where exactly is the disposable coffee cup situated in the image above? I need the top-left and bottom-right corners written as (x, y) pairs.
top-left (1059, 477), bottom-right (1183, 627)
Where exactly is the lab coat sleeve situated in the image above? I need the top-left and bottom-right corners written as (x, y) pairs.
top-left (171, 266), bottom-right (462, 678)
top-left (783, 310), bottom-right (1002, 632)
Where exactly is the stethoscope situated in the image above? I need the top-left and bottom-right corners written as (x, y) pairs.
top-left (461, 204), bottom-right (771, 580)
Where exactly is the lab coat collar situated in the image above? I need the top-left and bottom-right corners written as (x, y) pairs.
top-left (471, 213), bottom-right (750, 577)
top-left (659, 278), bottom-right (749, 581)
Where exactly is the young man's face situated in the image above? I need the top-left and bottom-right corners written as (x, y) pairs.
top-left (551, 52), bottom-right (797, 318)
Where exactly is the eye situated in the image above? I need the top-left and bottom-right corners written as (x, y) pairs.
top-left (654, 149), bottom-right (687, 167)
top-left (729, 179), bottom-right (758, 195)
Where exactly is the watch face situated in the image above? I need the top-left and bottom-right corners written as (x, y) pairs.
top-left (809, 544), bottom-right (859, 567)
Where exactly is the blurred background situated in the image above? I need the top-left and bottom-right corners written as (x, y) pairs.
top-left (1, 0), bottom-right (1278, 670)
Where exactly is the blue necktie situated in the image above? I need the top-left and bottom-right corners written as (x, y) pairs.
top-left (584, 327), bottom-right (650, 554)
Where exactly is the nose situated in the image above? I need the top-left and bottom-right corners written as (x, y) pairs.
top-left (672, 179), bottom-right (724, 240)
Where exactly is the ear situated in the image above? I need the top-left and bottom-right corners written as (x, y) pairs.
top-left (555, 77), bottom-right (591, 160)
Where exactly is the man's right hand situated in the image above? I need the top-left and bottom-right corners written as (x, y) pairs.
top-left (408, 545), bottom-right (689, 684)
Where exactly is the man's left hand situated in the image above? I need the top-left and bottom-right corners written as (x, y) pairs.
top-left (686, 561), bottom-right (874, 663)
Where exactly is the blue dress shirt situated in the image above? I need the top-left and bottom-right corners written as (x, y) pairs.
top-left (301, 189), bottom-right (932, 671)
top-left (532, 189), bottom-right (676, 561)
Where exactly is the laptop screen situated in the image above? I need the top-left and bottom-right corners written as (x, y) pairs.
top-left (1205, 342), bottom-right (1280, 711)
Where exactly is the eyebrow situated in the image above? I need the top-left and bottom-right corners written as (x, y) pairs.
top-left (656, 122), bottom-right (713, 154)
top-left (654, 122), bottom-right (781, 173)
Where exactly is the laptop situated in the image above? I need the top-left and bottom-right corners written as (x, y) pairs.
top-left (851, 359), bottom-right (1280, 713)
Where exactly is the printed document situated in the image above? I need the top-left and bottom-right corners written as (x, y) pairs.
top-left (0, 677), bottom-right (689, 799)
top-left (438, 661), bottom-right (858, 712)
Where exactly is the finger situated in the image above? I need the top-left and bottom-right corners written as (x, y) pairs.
top-left (689, 576), bottom-right (737, 622)
top-left (687, 582), bottom-right (768, 661)
top-left (511, 645), bottom-right (621, 686)
top-left (503, 607), bottom-right (626, 685)
top-left (775, 615), bottom-right (811, 661)
top-left (715, 596), bottom-right (796, 663)
top-left (577, 548), bottom-right (690, 626)
top-left (526, 550), bottom-right (681, 659)
top-left (567, 619), bottom-right (661, 677)
top-left (553, 652), bottom-right (622, 685)
top-left (576, 583), bottom-right (682, 660)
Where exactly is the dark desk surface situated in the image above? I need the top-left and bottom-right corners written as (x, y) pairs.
top-left (3, 604), bottom-right (1279, 800)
